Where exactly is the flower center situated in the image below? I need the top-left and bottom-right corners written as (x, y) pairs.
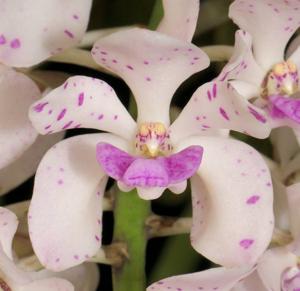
top-left (262, 60), bottom-right (299, 98)
top-left (281, 266), bottom-right (300, 291)
top-left (135, 122), bottom-right (173, 157)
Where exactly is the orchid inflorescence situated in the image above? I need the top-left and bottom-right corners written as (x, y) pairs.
top-left (0, 0), bottom-right (299, 290)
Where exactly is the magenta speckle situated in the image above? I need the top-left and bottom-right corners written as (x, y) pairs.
top-left (74, 255), bottom-right (79, 260)
top-left (146, 77), bottom-right (151, 81)
top-left (248, 106), bottom-right (267, 123)
top-left (239, 239), bottom-right (254, 249)
top-left (78, 92), bottom-right (84, 106)
top-left (144, 60), bottom-right (149, 65)
top-left (114, 115), bottom-right (118, 120)
top-left (246, 195), bottom-right (260, 204)
top-left (64, 29), bottom-right (74, 39)
top-left (98, 114), bottom-right (104, 120)
top-left (212, 83), bottom-right (217, 98)
top-left (62, 121), bottom-right (73, 129)
top-left (219, 107), bottom-right (230, 121)
top-left (57, 179), bottom-right (64, 185)
top-left (95, 235), bottom-right (100, 241)
top-left (0, 35), bottom-right (6, 45)
top-left (57, 108), bottom-right (67, 121)
top-left (126, 65), bottom-right (134, 70)
top-left (207, 90), bottom-right (212, 101)
top-left (10, 38), bottom-right (21, 49)
top-left (63, 82), bottom-right (68, 90)
top-left (73, 14), bottom-right (79, 20)
top-left (33, 102), bottom-right (49, 113)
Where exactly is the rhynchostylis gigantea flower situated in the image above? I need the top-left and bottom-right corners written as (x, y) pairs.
top-left (174, 0), bottom-right (300, 145)
top-left (0, 0), bottom-right (92, 194)
top-left (27, 0), bottom-right (273, 273)
top-left (147, 182), bottom-right (300, 291)
top-left (172, 0), bottom-right (300, 145)
top-left (0, 207), bottom-right (99, 291)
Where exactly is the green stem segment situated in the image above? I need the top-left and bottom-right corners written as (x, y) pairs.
top-left (112, 190), bottom-right (151, 291)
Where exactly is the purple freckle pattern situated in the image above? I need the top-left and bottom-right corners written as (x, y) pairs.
top-left (246, 195), bottom-right (260, 204)
top-left (10, 38), bottom-right (21, 49)
top-left (239, 239), bottom-right (254, 249)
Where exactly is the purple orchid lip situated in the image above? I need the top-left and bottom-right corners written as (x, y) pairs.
top-left (96, 142), bottom-right (203, 188)
top-left (268, 94), bottom-right (300, 123)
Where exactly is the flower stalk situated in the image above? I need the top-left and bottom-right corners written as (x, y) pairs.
top-left (112, 190), bottom-right (151, 291)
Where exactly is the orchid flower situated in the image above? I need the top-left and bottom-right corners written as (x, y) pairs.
top-left (0, 0), bottom-right (92, 194)
top-left (147, 182), bottom-right (300, 291)
top-left (0, 207), bottom-right (99, 291)
top-left (27, 0), bottom-right (274, 273)
top-left (170, 0), bottom-right (300, 143)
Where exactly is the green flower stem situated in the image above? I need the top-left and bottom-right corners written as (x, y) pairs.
top-left (112, 190), bottom-right (151, 291)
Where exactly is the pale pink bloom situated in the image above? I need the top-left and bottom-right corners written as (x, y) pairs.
top-left (172, 0), bottom-right (300, 142)
top-left (0, 207), bottom-right (99, 291)
top-left (0, 0), bottom-right (92, 193)
top-left (147, 183), bottom-right (300, 291)
top-left (28, 0), bottom-right (273, 272)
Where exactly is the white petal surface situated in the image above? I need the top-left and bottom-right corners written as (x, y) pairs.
top-left (147, 266), bottom-right (253, 291)
top-left (170, 81), bottom-right (270, 144)
top-left (257, 248), bottom-right (297, 291)
top-left (232, 270), bottom-right (268, 291)
top-left (0, 207), bottom-right (18, 259)
top-left (219, 30), bottom-right (264, 92)
top-left (0, 0), bottom-right (92, 67)
top-left (157, 0), bottom-right (199, 41)
top-left (92, 28), bottom-right (209, 125)
top-left (286, 183), bottom-right (300, 239)
top-left (29, 133), bottom-right (129, 271)
top-left (31, 263), bottom-right (99, 291)
top-left (229, 0), bottom-right (300, 70)
top-left (178, 137), bottom-right (274, 267)
top-left (0, 133), bottom-right (64, 195)
top-left (0, 67), bottom-right (40, 170)
top-left (20, 278), bottom-right (74, 291)
top-left (29, 76), bottom-right (136, 140)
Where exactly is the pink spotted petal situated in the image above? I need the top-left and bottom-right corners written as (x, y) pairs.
top-left (147, 266), bottom-right (254, 291)
top-left (217, 30), bottom-right (264, 95)
top-left (229, 0), bottom-right (300, 70)
top-left (0, 67), bottom-right (40, 170)
top-left (268, 95), bottom-right (300, 123)
top-left (0, 0), bottom-right (92, 67)
top-left (170, 81), bottom-right (270, 144)
top-left (0, 133), bottom-right (64, 195)
top-left (286, 183), bottom-right (300, 239)
top-left (157, 0), bottom-right (199, 41)
top-left (0, 207), bottom-right (18, 260)
top-left (92, 28), bottom-right (209, 125)
top-left (29, 76), bottom-right (136, 140)
top-left (29, 134), bottom-right (129, 271)
top-left (178, 136), bottom-right (274, 267)
top-left (96, 142), bottom-right (135, 180)
top-left (257, 248), bottom-right (298, 291)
